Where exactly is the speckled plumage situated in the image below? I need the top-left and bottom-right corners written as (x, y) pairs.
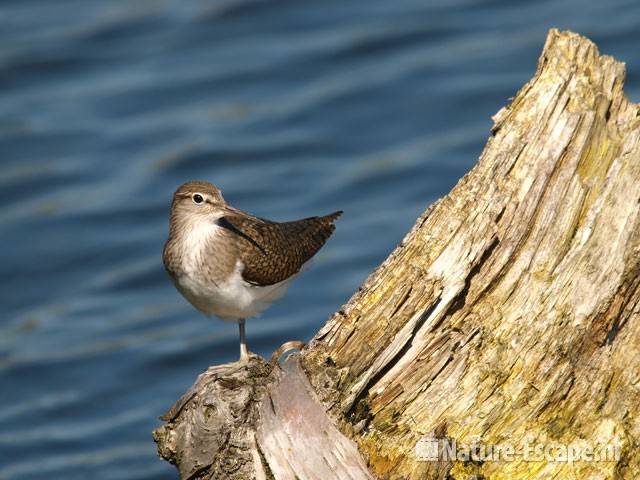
top-left (219, 211), bottom-right (342, 286)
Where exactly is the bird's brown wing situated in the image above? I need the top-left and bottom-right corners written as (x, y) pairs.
top-left (217, 211), bottom-right (342, 286)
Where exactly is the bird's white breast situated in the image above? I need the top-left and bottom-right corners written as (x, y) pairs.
top-left (173, 221), bottom-right (294, 321)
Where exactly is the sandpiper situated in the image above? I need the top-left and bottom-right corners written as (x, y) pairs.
top-left (162, 181), bottom-right (342, 362)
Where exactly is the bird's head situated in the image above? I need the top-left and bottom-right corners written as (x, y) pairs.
top-left (170, 181), bottom-right (226, 221)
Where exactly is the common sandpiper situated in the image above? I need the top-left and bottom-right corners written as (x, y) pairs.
top-left (163, 180), bottom-right (342, 362)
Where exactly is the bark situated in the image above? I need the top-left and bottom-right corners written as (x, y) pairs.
top-left (153, 354), bottom-right (373, 480)
top-left (154, 29), bottom-right (640, 480)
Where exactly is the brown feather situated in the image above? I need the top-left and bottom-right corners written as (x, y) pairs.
top-left (217, 210), bottom-right (343, 286)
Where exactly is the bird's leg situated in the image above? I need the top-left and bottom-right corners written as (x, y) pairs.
top-left (238, 319), bottom-right (249, 363)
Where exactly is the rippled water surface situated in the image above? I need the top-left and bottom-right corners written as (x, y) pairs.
top-left (2, 1), bottom-right (640, 478)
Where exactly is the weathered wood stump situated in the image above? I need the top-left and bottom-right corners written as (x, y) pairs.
top-left (154, 29), bottom-right (640, 479)
top-left (153, 354), bottom-right (373, 480)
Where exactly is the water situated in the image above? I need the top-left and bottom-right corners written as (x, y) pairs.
top-left (1, 1), bottom-right (639, 478)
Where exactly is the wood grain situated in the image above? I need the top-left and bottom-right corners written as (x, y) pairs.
top-left (304, 29), bottom-right (640, 480)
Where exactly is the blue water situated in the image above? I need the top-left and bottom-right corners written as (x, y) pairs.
top-left (1, 1), bottom-right (639, 479)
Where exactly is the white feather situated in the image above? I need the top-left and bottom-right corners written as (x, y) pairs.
top-left (173, 221), bottom-right (296, 321)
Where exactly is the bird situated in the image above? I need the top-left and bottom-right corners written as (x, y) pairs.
top-left (162, 180), bottom-right (342, 363)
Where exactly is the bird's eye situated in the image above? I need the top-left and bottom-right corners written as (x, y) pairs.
top-left (192, 194), bottom-right (204, 204)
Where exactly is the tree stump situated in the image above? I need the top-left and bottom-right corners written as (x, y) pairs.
top-left (154, 29), bottom-right (640, 480)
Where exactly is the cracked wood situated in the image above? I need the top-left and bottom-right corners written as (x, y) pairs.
top-left (303, 29), bottom-right (640, 480)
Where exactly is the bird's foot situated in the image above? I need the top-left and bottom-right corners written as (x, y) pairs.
top-left (238, 347), bottom-right (253, 365)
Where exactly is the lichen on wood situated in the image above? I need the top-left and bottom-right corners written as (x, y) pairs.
top-left (303, 29), bottom-right (640, 479)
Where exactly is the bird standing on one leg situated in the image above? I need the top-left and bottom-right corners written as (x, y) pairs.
top-left (162, 181), bottom-right (342, 363)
